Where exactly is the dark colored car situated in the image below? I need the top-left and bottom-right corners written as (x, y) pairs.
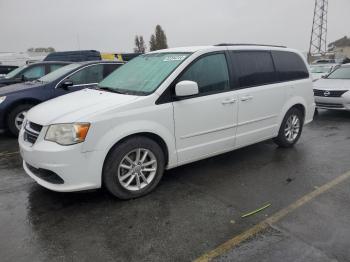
top-left (44, 50), bottom-right (101, 62)
top-left (0, 61), bottom-right (70, 87)
top-left (0, 61), bottom-right (123, 135)
top-left (0, 65), bottom-right (18, 77)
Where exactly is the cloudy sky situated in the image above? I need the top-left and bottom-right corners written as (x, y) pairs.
top-left (0, 0), bottom-right (349, 53)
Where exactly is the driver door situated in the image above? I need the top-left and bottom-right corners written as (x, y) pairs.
top-left (54, 64), bottom-right (104, 97)
top-left (173, 53), bottom-right (238, 165)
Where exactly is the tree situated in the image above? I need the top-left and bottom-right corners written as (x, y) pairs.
top-left (149, 34), bottom-right (157, 51)
top-left (134, 35), bottom-right (146, 53)
top-left (149, 25), bottom-right (168, 51)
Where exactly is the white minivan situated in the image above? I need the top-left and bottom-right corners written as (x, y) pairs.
top-left (19, 45), bottom-right (315, 199)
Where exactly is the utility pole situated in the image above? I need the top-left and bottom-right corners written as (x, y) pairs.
top-left (309, 0), bottom-right (328, 59)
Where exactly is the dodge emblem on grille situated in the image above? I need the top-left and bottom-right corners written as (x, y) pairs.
top-left (324, 91), bottom-right (330, 97)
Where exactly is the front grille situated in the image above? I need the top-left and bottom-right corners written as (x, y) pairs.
top-left (29, 122), bottom-right (42, 133)
top-left (26, 162), bottom-right (64, 184)
top-left (313, 89), bottom-right (347, 97)
top-left (316, 102), bottom-right (344, 109)
top-left (24, 121), bottom-right (42, 144)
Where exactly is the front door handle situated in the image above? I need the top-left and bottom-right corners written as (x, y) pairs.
top-left (240, 95), bottom-right (253, 101)
top-left (222, 98), bottom-right (237, 105)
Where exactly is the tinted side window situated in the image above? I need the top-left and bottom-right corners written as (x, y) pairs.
top-left (69, 64), bottom-right (104, 85)
top-left (23, 65), bottom-right (45, 79)
top-left (178, 53), bottom-right (230, 94)
top-left (272, 51), bottom-right (309, 81)
top-left (230, 51), bottom-right (277, 88)
top-left (103, 64), bottom-right (121, 77)
top-left (49, 64), bottom-right (64, 72)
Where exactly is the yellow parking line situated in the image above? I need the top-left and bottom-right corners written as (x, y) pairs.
top-left (194, 170), bottom-right (350, 262)
top-left (0, 151), bottom-right (19, 157)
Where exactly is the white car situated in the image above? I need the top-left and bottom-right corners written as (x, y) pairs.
top-left (309, 63), bottom-right (339, 81)
top-left (313, 64), bottom-right (350, 110)
top-left (19, 45), bottom-right (315, 199)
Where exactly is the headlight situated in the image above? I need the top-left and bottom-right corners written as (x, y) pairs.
top-left (45, 123), bottom-right (90, 145)
top-left (0, 96), bottom-right (6, 104)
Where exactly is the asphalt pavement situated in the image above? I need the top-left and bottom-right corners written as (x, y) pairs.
top-left (0, 110), bottom-right (349, 262)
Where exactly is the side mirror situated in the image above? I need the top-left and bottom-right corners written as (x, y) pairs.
top-left (175, 81), bottom-right (199, 97)
top-left (60, 80), bottom-right (73, 89)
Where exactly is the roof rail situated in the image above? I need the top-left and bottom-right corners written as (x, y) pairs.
top-left (215, 43), bottom-right (287, 48)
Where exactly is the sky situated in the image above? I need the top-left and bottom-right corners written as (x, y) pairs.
top-left (0, 0), bottom-right (349, 53)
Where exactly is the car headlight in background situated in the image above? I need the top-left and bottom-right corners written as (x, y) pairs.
top-left (45, 123), bottom-right (90, 145)
top-left (0, 96), bottom-right (6, 104)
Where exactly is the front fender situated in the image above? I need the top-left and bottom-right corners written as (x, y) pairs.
top-left (83, 119), bottom-right (178, 170)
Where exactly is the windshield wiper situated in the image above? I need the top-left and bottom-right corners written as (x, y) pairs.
top-left (96, 86), bottom-right (126, 94)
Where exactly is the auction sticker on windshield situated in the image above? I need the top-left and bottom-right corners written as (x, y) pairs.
top-left (163, 55), bottom-right (188, 62)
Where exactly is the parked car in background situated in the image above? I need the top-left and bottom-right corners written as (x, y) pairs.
top-left (310, 63), bottom-right (339, 81)
top-left (18, 45), bottom-right (315, 199)
top-left (0, 61), bottom-right (123, 135)
top-left (0, 61), bottom-right (70, 87)
top-left (313, 64), bottom-right (350, 111)
top-left (0, 65), bottom-right (18, 78)
top-left (312, 59), bottom-right (337, 64)
top-left (44, 50), bottom-right (101, 62)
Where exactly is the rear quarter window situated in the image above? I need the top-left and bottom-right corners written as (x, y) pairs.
top-left (272, 51), bottom-right (309, 81)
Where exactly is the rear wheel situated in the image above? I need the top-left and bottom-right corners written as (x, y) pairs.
top-left (7, 104), bottom-right (34, 136)
top-left (273, 108), bottom-right (304, 148)
top-left (103, 136), bottom-right (165, 199)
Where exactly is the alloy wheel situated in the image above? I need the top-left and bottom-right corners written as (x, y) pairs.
top-left (284, 114), bottom-right (300, 142)
top-left (118, 148), bottom-right (158, 191)
top-left (14, 111), bottom-right (27, 131)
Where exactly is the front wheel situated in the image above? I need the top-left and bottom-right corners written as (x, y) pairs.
top-left (273, 108), bottom-right (304, 148)
top-left (7, 104), bottom-right (34, 136)
top-left (103, 136), bottom-right (165, 199)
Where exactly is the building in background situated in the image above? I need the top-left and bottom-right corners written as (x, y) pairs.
top-left (328, 36), bottom-right (350, 61)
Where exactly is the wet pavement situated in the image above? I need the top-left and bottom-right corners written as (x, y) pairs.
top-left (0, 110), bottom-right (349, 262)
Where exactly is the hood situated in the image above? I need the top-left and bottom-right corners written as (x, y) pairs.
top-left (311, 72), bottom-right (327, 80)
top-left (313, 78), bottom-right (350, 91)
top-left (0, 77), bottom-right (18, 87)
top-left (27, 88), bottom-right (140, 125)
top-left (0, 81), bottom-right (44, 96)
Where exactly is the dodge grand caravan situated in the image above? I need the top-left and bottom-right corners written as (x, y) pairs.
top-left (19, 45), bottom-right (315, 199)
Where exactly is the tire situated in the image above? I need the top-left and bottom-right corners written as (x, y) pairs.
top-left (103, 136), bottom-right (165, 199)
top-left (7, 104), bottom-right (34, 136)
top-left (273, 107), bottom-right (304, 148)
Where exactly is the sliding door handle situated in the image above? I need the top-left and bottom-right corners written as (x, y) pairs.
top-left (240, 95), bottom-right (253, 101)
top-left (222, 98), bottom-right (237, 105)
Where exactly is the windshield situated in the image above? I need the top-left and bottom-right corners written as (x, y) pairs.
top-left (98, 52), bottom-right (191, 95)
top-left (310, 65), bottom-right (333, 74)
top-left (39, 63), bottom-right (80, 82)
top-left (4, 65), bottom-right (27, 79)
top-left (326, 67), bottom-right (350, 79)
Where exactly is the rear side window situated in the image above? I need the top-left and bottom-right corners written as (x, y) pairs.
top-left (103, 64), bottom-right (122, 77)
top-left (178, 53), bottom-right (230, 94)
top-left (230, 51), bottom-right (277, 88)
top-left (272, 51), bottom-right (309, 81)
top-left (49, 64), bottom-right (64, 72)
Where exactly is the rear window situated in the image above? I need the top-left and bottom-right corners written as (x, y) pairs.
top-left (230, 51), bottom-right (277, 88)
top-left (272, 51), bottom-right (309, 81)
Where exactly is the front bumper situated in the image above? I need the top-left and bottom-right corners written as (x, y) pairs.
top-left (19, 127), bottom-right (105, 192)
top-left (314, 91), bottom-right (350, 110)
